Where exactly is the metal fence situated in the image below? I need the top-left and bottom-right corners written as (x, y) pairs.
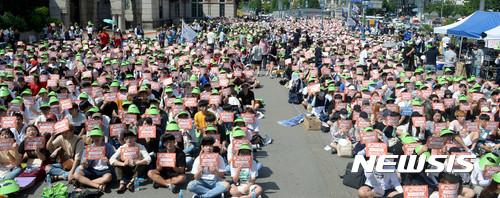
top-left (272, 9), bottom-right (333, 18)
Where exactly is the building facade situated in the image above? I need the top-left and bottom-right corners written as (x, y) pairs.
top-left (49, 0), bottom-right (237, 30)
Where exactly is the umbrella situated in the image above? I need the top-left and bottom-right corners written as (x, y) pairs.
top-left (103, 19), bottom-right (116, 25)
top-left (382, 41), bottom-right (396, 48)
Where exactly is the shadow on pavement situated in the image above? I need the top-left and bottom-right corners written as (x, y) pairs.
top-left (257, 166), bottom-right (273, 178)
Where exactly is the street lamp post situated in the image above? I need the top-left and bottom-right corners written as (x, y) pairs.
top-left (361, 0), bottom-right (368, 40)
top-left (306, 0), bottom-right (309, 25)
top-left (321, 0), bottom-right (325, 30)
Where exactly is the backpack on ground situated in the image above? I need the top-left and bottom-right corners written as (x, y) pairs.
top-left (341, 162), bottom-right (366, 189)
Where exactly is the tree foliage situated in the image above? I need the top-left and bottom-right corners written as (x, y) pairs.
top-left (0, 0), bottom-right (59, 32)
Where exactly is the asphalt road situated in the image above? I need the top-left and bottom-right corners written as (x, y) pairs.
top-left (18, 75), bottom-right (359, 198)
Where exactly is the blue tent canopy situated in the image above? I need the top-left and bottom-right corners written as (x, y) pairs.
top-left (434, 11), bottom-right (500, 40)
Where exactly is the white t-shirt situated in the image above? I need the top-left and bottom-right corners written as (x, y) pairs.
top-left (230, 160), bottom-right (258, 184)
top-left (442, 37), bottom-right (451, 48)
top-left (359, 50), bottom-right (368, 65)
top-left (207, 32), bottom-right (215, 44)
top-left (191, 154), bottom-right (226, 181)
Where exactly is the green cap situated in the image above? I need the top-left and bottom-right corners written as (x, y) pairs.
top-left (38, 88), bottom-right (48, 94)
top-left (122, 100), bottom-right (132, 107)
top-left (164, 86), bottom-right (174, 93)
top-left (478, 153), bottom-right (500, 170)
top-left (0, 180), bottom-right (19, 195)
top-left (89, 126), bottom-right (104, 136)
top-left (40, 103), bottom-right (50, 109)
top-left (232, 128), bottom-right (246, 137)
top-left (412, 100), bottom-right (421, 106)
top-left (493, 172), bottom-right (500, 183)
top-left (440, 129), bottom-right (454, 136)
top-left (238, 143), bottom-right (251, 151)
top-left (21, 89), bottom-right (32, 95)
top-left (166, 122), bottom-right (180, 131)
top-left (173, 97), bottom-right (183, 104)
top-left (79, 92), bottom-right (89, 99)
top-left (414, 145), bottom-right (431, 162)
top-left (87, 106), bottom-right (99, 113)
top-left (49, 97), bottom-right (59, 104)
top-left (205, 125), bottom-right (217, 132)
top-left (127, 104), bottom-right (140, 114)
top-left (147, 105), bottom-right (159, 115)
top-left (234, 117), bottom-right (245, 124)
top-left (363, 127), bottom-right (374, 132)
top-left (459, 95), bottom-right (468, 102)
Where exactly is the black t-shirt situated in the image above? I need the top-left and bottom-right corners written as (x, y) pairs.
top-left (373, 121), bottom-right (394, 138)
top-left (18, 138), bottom-right (50, 162)
top-left (12, 84), bottom-right (29, 95)
top-left (97, 100), bottom-right (118, 118)
top-left (158, 148), bottom-right (186, 178)
top-left (424, 49), bottom-right (440, 65)
top-left (238, 91), bottom-right (255, 106)
top-left (132, 98), bottom-right (150, 115)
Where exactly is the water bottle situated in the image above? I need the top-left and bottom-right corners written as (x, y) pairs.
top-left (134, 177), bottom-right (139, 192)
top-left (46, 174), bottom-right (52, 188)
top-left (25, 167), bottom-right (33, 174)
top-left (179, 189), bottom-right (183, 198)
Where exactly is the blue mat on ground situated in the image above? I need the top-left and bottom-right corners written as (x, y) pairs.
top-left (277, 114), bottom-right (304, 126)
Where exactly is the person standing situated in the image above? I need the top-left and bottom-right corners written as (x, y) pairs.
top-left (98, 29), bottom-right (110, 49)
top-left (403, 41), bottom-right (416, 71)
top-left (423, 44), bottom-right (440, 73)
top-left (444, 45), bottom-right (457, 72)
top-left (442, 34), bottom-right (451, 52)
top-left (134, 24), bottom-right (144, 39)
top-left (207, 28), bottom-right (216, 52)
top-left (471, 42), bottom-right (484, 78)
top-left (86, 23), bottom-right (94, 40)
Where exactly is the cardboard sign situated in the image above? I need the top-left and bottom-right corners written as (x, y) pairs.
top-left (232, 155), bottom-right (252, 168)
top-left (209, 95), bottom-right (222, 105)
top-left (85, 120), bottom-right (103, 132)
top-left (220, 112), bottom-right (234, 123)
top-left (412, 117), bottom-right (426, 127)
top-left (426, 136), bottom-right (447, 149)
top-left (37, 122), bottom-right (54, 134)
top-left (400, 107), bottom-right (413, 116)
top-left (366, 142), bottom-right (387, 157)
top-left (386, 104), bottom-right (398, 112)
top-left (412, 106), bottom-right (424, 115)
top-left (183, 97), bottom-right (198, 107)
top-left (485, 121), bottom-right (499, 132)
top-left (450, 152), bottom-right (472, 166)
top-left (157, 153), bottom-right (176, 167)
top-left (128, 85), bottom-right (138, 94)
top-left (433, 122), bottom-right (447, 134)
top-left (85, 146), bottom-right (105, 160)
top-left (386, 116), bottom-right (399, 126)
top-left (166, 131), bottom-right (182, 142)
top-left (123, 114), bottom-right (137, 124)
top-left (110, 123), bottom-right (126, 137)
top-left (138, 126), bottom-right (156, 138)
top-left (145, 114), bottom-right (161, 125)
top-left (308, 83), bottom-right (320, 93)
top-left (241, 113), bottom-right (255, 124)
top-left (50, 105), bottom-right (60, 115)
top-left (360, 132), bottom-right (378, 144)
top-left (471, 93), bottom-right (484, 101)
top-left (483, 165), bottom-right (500, 179)
top-left (60, 98), bottom-right (73, 110)
top-left (0, 138), bottom-right (14, 150)
top-left (401, 92), bottom-right (412, 100)
top-left (459, 103), bottom-right (471, 111)
top-left (23, 96), bottom-right (35, 106)
top-left (403, 185), bottom-right (428, 198)
top-left (232, 139), bottom-right (251, 152)
top-left (432, 103), bottom-right (445, 111)
top-left (120, 146), bottom-right (139, 161)
top-left (356, 118), bottom-right (371, 128)
top-left (176, 118), bottom-right (192, 130)
top-left (338, 120), bottom-right (352, 129)
top-left (200, 153), bottom-right (219, 167)
top-left (335, 103), bottom-right (347, 111)
top-left (24, 136), bottom-right (45, 150)
top-left (403, 143), bottom-right (422, 156)
top-left (1, 116), bottom-right (16, 129)
top-left (443, 98), bottom-right (455, 106)
top-left (104, 93), bottom-right (117, 102)
top-left (8, 102), bottom-right (22, 112)
top-left (465, 122), bottom-right (480, 132)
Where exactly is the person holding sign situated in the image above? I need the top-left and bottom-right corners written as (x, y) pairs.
top-left (229, 143), bottom-right (262, 198)
top-left (194, 100), bottom-right (215, 133)
top-left (329, 109), bottom-right (354, 154)
top-left (0, 129), bottom-right (22, 182)
top-left (109, 129), bottom-right (151, 192)
top-left (358, 156), bottom-right (403, 198)
top-left (147, 133), bottom-right (186, 193)
top-left (448, 110), bottom-right (480, 153)
top-left (471, 153), bottom-right (500, 195)
top-left (33, 103), bottom-right (53, 126)
top-left (17, 125), bottom-right (49, 186)
top-left (64, 103), bottom-right (86, 135)
top-left (188, 136), bottom-right (230, 198)
top-left (73, 126), bottom-right (115, 192)
top-left (477, 114), bottom-right (500, 154)
top-left (238, 83), bottom-right (259, 110)
top-left (479, 172), bottom-right (500, 198)
top-left (136, 117), bottom-right (160, 154)
top-left (46, 123), bottom-right (84, 182)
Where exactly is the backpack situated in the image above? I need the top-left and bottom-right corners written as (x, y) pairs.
top-left (341, 162), bottom-right (366, 189)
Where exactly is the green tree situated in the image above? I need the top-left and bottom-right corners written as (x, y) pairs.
top-left (263, 1), bottom-right (272, 13)
top-left (309, 0), bottom-right (320, 9)
top-left (250, 0), bottom-right (263, 10)
top-left (271, 0), bottom-right (279, 10)
top-left (283, 0), bottom-right (291, 9)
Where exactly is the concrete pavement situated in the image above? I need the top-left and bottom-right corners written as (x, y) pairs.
top-left (17, 75), bottom-right (359, 198)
